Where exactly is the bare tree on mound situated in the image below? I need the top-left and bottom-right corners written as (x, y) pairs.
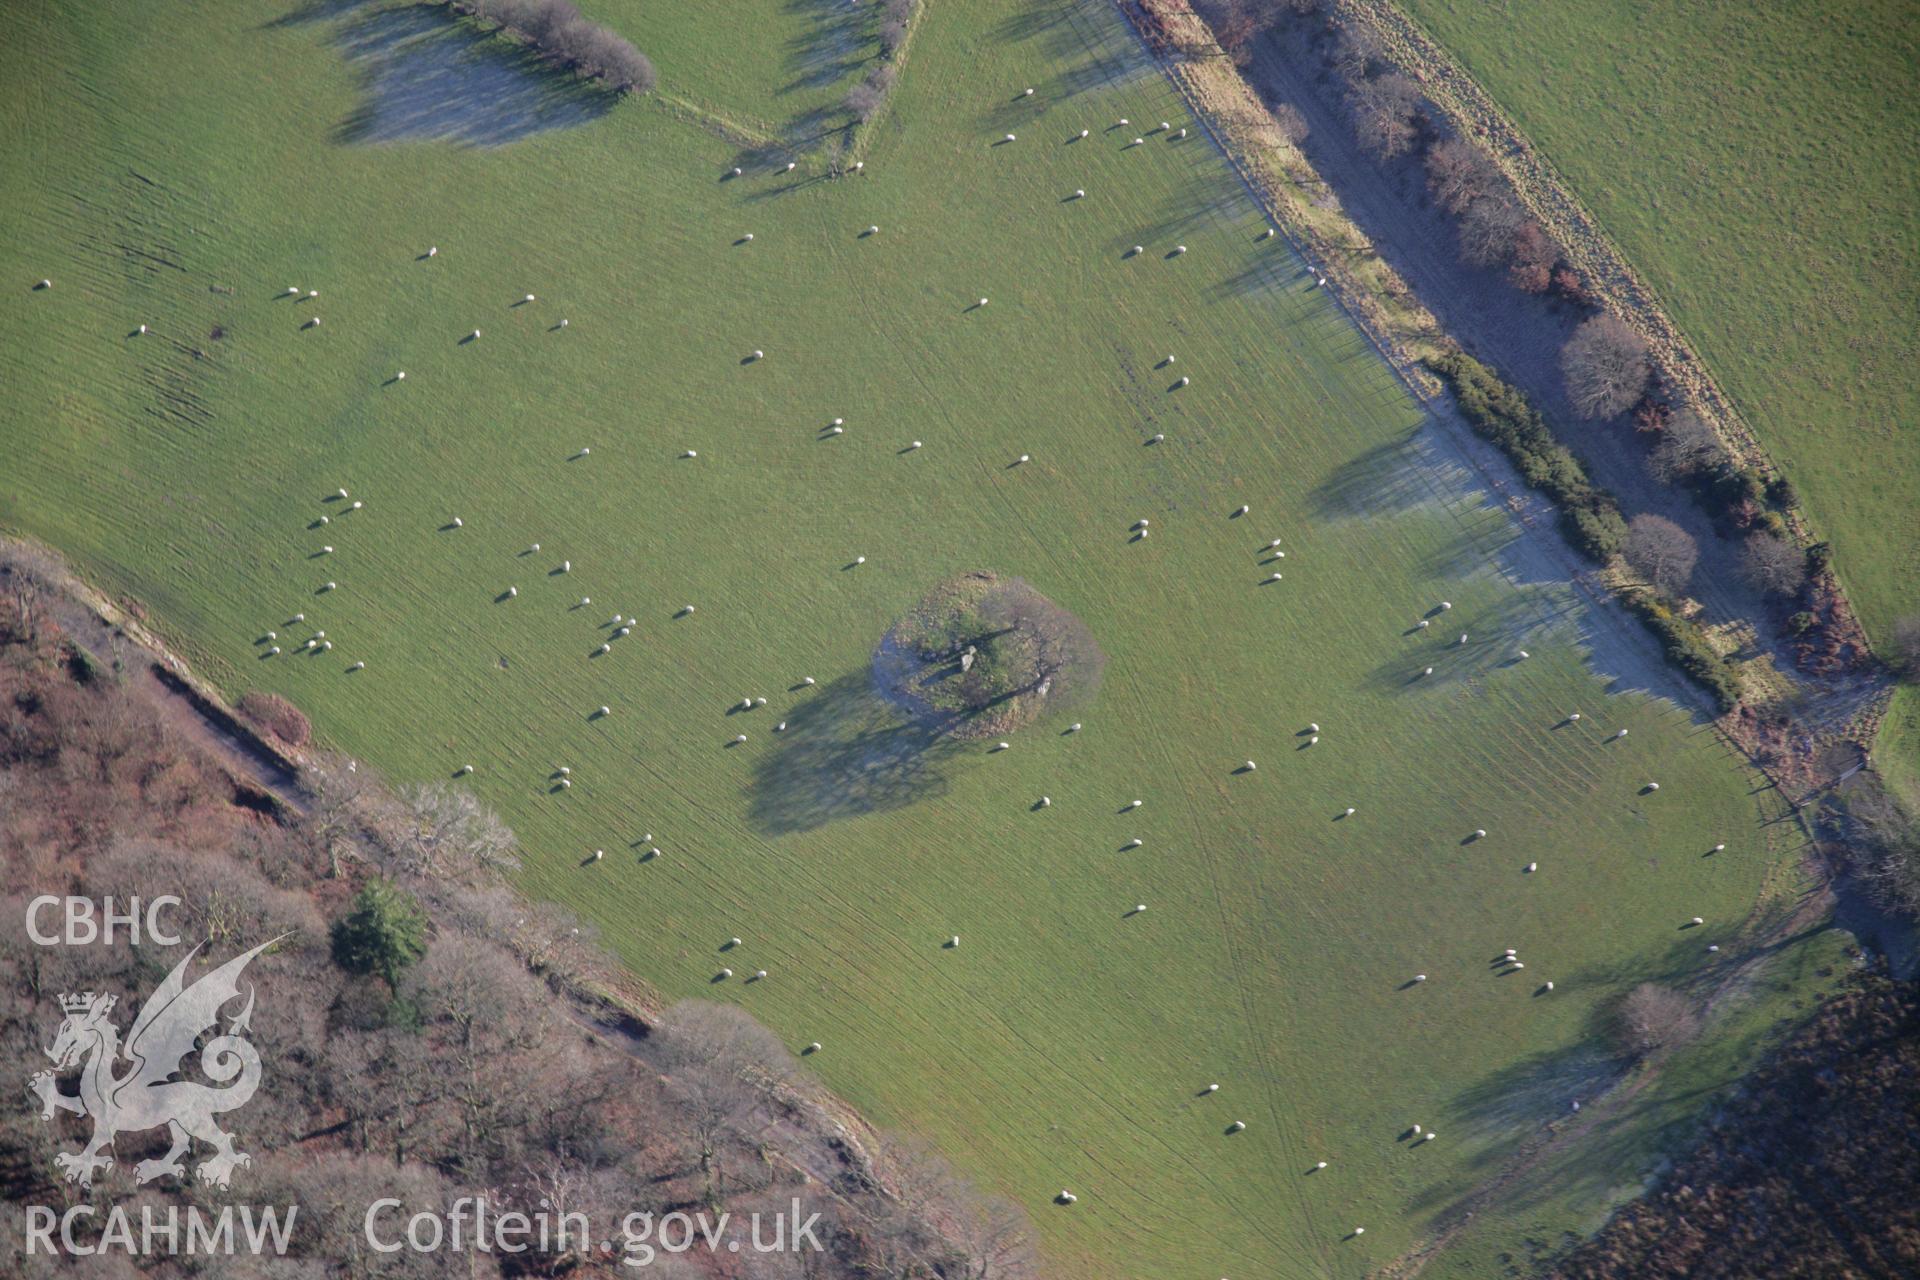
top-left (1622, 514), bottom-right (1699, 597)
top-left (874, 572), bottom-right (1104, 739)
top-left (1562, 313), bottom-right (1651, 419)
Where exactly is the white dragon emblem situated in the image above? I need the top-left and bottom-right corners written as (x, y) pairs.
top-left (27, 936), bottom-right (284, 1189)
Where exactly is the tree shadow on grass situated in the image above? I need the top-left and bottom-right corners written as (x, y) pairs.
top-left (326, 4), bottom-right (615, 148)
top-left (746, 672), bottom-right (968, 836)
top-left (780, 0), bottom-right (871, 98)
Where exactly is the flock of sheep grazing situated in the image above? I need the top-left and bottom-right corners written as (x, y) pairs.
top-left (25, 66), bottom-right (1730, 1251)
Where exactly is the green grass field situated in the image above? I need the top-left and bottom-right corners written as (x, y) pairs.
top-left (0, 0), bottom-right (1847, 1274)
top-left (1395, 0), bottom-right (1920, 649)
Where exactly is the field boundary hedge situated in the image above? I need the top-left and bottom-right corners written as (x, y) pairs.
top-left (1123, 0), bottom-right (1746, 714)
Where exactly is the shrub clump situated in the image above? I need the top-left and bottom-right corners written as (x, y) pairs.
top-left (1428, 351), bottom-right (1626, 561)
top-left (875, 572), bottom-right (1103, 738)
top-left (237, 690), bottom-right (311, 746)
top-left (1621, 592), bottom-right (1741, 712)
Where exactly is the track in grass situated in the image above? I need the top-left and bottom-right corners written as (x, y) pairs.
top-left (0, 0), bottom-right (1843, 1275)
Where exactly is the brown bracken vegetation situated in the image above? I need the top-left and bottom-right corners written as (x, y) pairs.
top-left (1551, 966), bottom-right (1920, 1280)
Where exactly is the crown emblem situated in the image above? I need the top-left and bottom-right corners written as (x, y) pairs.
top-left (58, 992), bottom-right (101, 1013)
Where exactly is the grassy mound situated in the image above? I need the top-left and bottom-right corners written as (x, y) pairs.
top-left (874, 572), bottom-right (1102, 737)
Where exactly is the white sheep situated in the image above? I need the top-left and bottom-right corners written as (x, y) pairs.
top-left (1205, 1083), bottom-right (1220, 1093)
top-left (1228, 1121), bottom-right (1246, 1132)
top-left (452, 517), bottom-right (463, 527)
top-left (908, 440), bottom-right (923, 449)
top-left (1343, 806), bottom-right (1356, 817)
top-left (1244, 760), bottom-right (1257, 771)
top-left (1124, 838), bottom-right (1142, 849)
top-left (1235, 504), bottom-right (1249, 516)
top-left (734, 733), bottom-right (748, 743)
top-left (598, 705), bottom-right (610, 717)
top-left (1440, 601), bottom-right (1453, 611)
top-left (593, 849), bottom-right (604, 861)
top-left (427, 247), bottom-right (437, 257)
top-left (742, 232), bottom-right (754, 241)
top-left (802, 676), bottom-right (816, 685)
top-left (351, 500), bottom-right (363, 509)
top-left (1525, 861), bottom-right (1537, 873)
top-left (1173, 244), bottom-right (1187, 254)
top-left (1038, 796), bottom-right (1051, 807)
top-left (1268, 572), bottom-right (1283, 582)
top-left (1068, 722), bottom-right (1083, 732)
top-left (1126, 799), bottom-right (1142, 809)
top-left (524, 293), bottom-right (535, 303)
top-left (1413, 974), bottom-right (1427, 982)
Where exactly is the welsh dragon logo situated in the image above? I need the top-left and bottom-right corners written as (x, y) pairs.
top-left (28, 937), bottom-right (284, 1189)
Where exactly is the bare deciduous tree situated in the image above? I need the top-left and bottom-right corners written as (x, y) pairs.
top-left (1425, 137), bottom-right (1499, 215)
top-left (1457, 193), bottom-right (1526, 268)
top-left (1623, 514), bottom-right (1700, 597)
top-left (1739, 532), bottom-right (1808, 597)
top-left (1561, 313), bottom-right (1651, 419)
top-left (1347, 71), bottom-right (1421, 159)
top-left (396, 781), bottom-right (520, 881)
top-left (1329, 24), bottom-right (1384, 83)
top-left (1645, 408), bottom-right (1723, 485)
top-left (1610, 983), bottom-right (1700, 1057)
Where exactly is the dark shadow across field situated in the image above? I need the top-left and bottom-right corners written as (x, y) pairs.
top-left (746, 672), bottom-right (967, 835)
top-left (316, 3), bottom-right (615, 148)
